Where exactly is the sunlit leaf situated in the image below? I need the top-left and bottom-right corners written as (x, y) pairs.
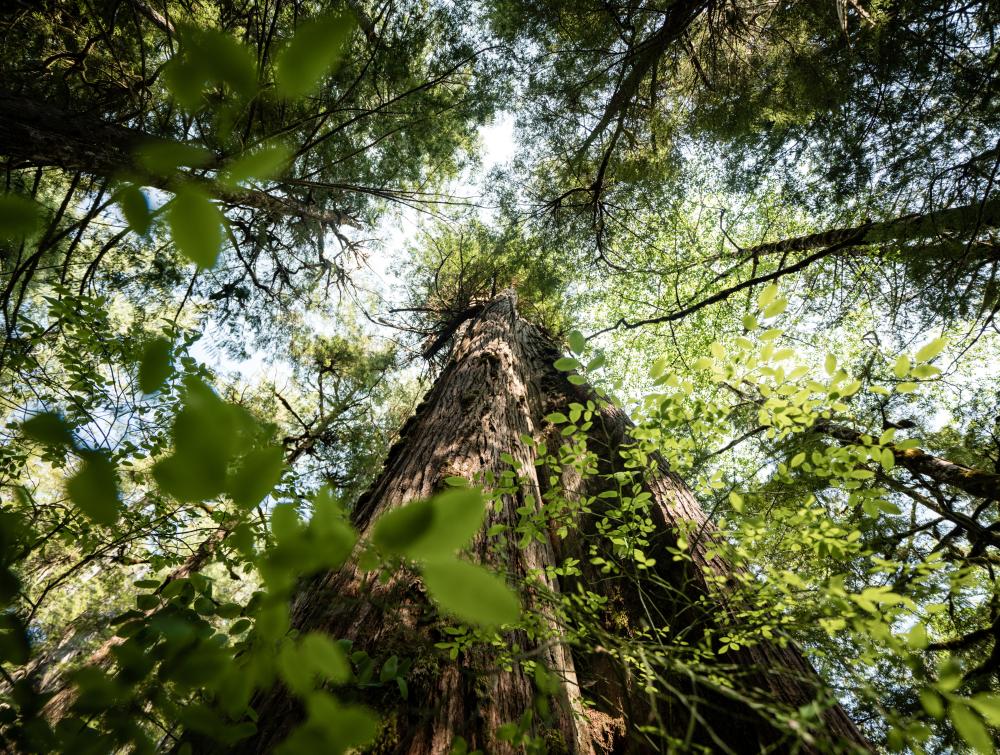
top-left (757, 283), bottom-right (779, 310)
top-left (915, 337), bottom-right (947, 363)
top-left (372, 498), bottom-right (433, 554)
top-left (421, 558), bottom-right (521, 627)
top-left (153, 380), bottom-right (236, 501)
top-left (893, 355), bottom-right (911, 379)
top-left (762, 297), bottom-right (787, 319)
top-left (373, 489), bottom-right (485, 559)
top-left (229, 445), bottom-right (285, 508)
top-left (950, 702), bottom-right (993, 754)
top-left (567, 330), bottom-right (586, 354)
top-left (554, 357), bottom-right (580, 371)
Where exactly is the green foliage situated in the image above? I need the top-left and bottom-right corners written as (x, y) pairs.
top-left (421, 559), bottom-right (521, 627)
top-left (373, 488), bottom-right (485, 559)
top-left (166, 186), bottom-right (224, 268)
top-left (274, 12), bottom-right (356, 98)
top-left (3, 0), bottom-right (1000, 752)
top-left (0, 194), bottom-right (42, 240)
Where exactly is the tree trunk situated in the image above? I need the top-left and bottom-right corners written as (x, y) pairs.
top-left (232, 291), bottom-right (870, 754)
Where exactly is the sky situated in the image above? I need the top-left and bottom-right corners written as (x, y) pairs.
top-left (193, 113), bottom-right (518, 384)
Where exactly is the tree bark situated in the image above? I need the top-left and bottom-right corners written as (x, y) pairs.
top-left (743, 199), bottom-right (1000, 258)
top-left (230, 291), bottom-right (870, 754)
top-left (816, 420), bottom-right (1000, 501)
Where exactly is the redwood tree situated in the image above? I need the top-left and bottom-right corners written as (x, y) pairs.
top-left (231, 291), bottom-right (870, 754)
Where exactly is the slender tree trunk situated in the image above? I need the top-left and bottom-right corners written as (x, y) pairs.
top-left (233, 291), bottom-right (870, 754)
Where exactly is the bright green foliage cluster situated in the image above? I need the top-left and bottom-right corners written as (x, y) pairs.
top-left (2, 0), bottom-right (1000, 752)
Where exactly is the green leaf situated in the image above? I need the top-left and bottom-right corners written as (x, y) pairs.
top-left (0, 194), bottom-right (42, 240)
top-left (229, 445), bottom-right (285, 508)
top-left (67, 451), bottom-right (121, 525)
top-left (892, 355), bottom-right (911, 379)
top-left (300, 632), bottom-right (350, 684)
top-left (742, 314), bottom-right (758, 330)
top-left (586, 353), bottom-right (606, 371)
top-left (762, 297), bottom-right (787, 319)
top-left (824, 353), bottom-right (837, 376)
top-left (970, 694), bottom-right (1000, 727)
top-left (919, 689), bottom-right (944, 719)
top-left (916, 337), bottom-right (947, 363)
top-left (880, 448), bottom-right (895, 471)
top-left (757, 283), bottom-right (779, 310)
top-left (567, 330), bottom-right (586, 354)
top-left (271, 503), bottom-right (302, 542)
top-left (553, 357), bottom-right (580, 371)
top-left (906, 622), bottom-right (928, 649)
top-left (275, 12), bottom-right (356, 98)
top-left (135, 141), bottom-right (214, 175)
top-left (896, 382), bottom-right (918, 393)
top-left (421, 559), bottom-right (521, 627)
top-left (221, 142), bottom-right (292, 186)
top-left (912, 364), bottom-right (942, 379)
top-left (163, 26), bottom-right (257, 109)
top-left (118, 185), bottom-right (152, 236)
top-left (950, 701), bottom-right (993, 754)
top-left (153, 380), bottom-right (237, 501)
top-left (371, 499), bottom-right (433, 554)
top-left (373, 489), bottom-right (485, 560)
top-left (379, 655), bottom-right (399, 682)
top-left (139, 337), bottom-right (173, 393)
top-left (167, 185), bottom-right (224, 268)
top-left (22, 412), bottom-right (73, 446)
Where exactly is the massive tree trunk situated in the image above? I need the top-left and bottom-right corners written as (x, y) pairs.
top-left (232, 291), bottom-right (870, 754)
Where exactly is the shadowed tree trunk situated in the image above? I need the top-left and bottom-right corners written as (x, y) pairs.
top-left (230, 291), bottom-right (870, 754)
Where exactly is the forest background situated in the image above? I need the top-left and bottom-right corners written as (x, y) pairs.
top-left (1, 0), bottom-right (1000, 752)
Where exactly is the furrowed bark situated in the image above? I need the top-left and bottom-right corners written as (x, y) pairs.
top-left (231, 291), bottom-right (870, 754)
top-left (233, 291), bottom-right (593, 754)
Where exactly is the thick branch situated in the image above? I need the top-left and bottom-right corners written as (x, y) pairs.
top-left (581, 0), bottom-right (709, 152)
top-left (0, 96), bottom-right (359, 229)
top-left (743, 199), bottom-right (1000, 258)
top-left (817, 420), bottom-right (1000, 501)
